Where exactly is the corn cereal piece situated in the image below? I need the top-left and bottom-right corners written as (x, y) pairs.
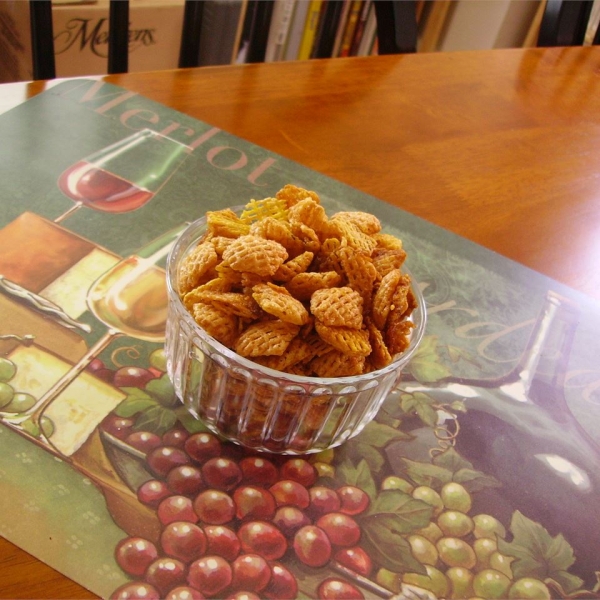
top-left (373, 248), bottom-right (407, 278)
top-left (211, 236), bottom-right (235, 256)
top-left (179, 242), bottom-right (219, 295)
top-left (310, 351), bottom-right (365, 378)
top-left (240, 272), bottom-right (266, 292)
top-left (288, 199), bottom-right (329, 238)
top-left (241, 197), bottom-right (288, 223)
top-left (390, 274), bottom-right (412, 316)
top-left (250, 217), bottom-right (306, 258)
top-left (273, 251), bottom-right (314, 282)
top-left (189, 291), bottom-right (262, 319)
top-left (367, 320), bottom-right (393, 369)
top-left (206, 209), bottom-right (250, 238)
top-left (291, 222), bottom-right (321, 253)
top-left (310, 287), bottom-right (363, 329)
top-left (215, 263), bottom-right (243, 286)
top-left (316, 238), bottom-right (346, 275)
top-left (331, 211), bottom-right (381, 235)
top-left (222, 235), bottom-right (288, 276)
top-left (183, 278), bottom-right (232, 310)
top-left (253, 338), bottom-right (315, 372)
top-left (374, 232), bottom-right (404, 251)
top-left (276, 184), bottom-right (320, 207)
top-left (193, 302), bottom-right (238, 348)
top-left (385, 318), bottom-right (413, 356)
top-left (314, 321), bottom-right (371, 357)
top-left (326, 218), bottom-right (377, 255)
top-left (286, 271), bottom-right (343, 301)
top-left (371, 269), bottom-right (402, 330)
top-left (338, 246), bottom-right (379, 309)
top-left (252, 282), bottom-right (309, 325)
top-left (235, 320), bottom-right (300, 357)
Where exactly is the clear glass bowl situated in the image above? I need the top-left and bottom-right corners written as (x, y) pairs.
top-left (166, 212), bottom-right (427, 454)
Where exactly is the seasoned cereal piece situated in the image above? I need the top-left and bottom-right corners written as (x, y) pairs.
top-left (193, 302), bottom-right (239, 348)
top-left (373, 248), bottom-right (407, 278)
top-left (310, 350), bottom-right (365, 378)
top-left (314, 321), bottom-right (371, 357)
top-left (288, 199), bottom-right (329, 238)
top-left (373, 232), bottom-right (404, 251)
top-left (183, 278), bottom-right (232, 310)
top-left (206, 209), bottom-right (250, 238)
top-left (385, 318), bottom-right (414, 356)
top-left (211, 236), bottom-right (235, 256)
top-left (235, 319), bottom-right (300, 357)
top-left (276, 184), bottom-right (320, 207)
top-left (188, 291), bottom-right (262, 319)
top-left (273, 251), bottom-right (314, 282)
top-left (241, 197), bottom-right (288, 223)
top-left (326, 218), bottom-right (377, 255)
top-left (249, 217), bottom-right (306, 257)
top-left (253, 337), bottom-right (315, 372)
top-left (371, 269), bottom-right (402, 330)
top-left (252, 282), bottom-right (309, 325)
top-left (179, 242), bottom-right (219, 295)
top-left (215, 263), bottom-right (243, 287)
top-left (286, 271), bottom-right (343, 301)
top-left (338, 246), bottom-right (379, 309)
top-left (390, 274), bottom-right (412, 317)
top-left (331, 211), bottom-right (381, 235)
top-left (367, 320), bottom-right (393, 369)
top-left (291, 222), bottom-right (321, 253)
top-left (222, 235), bottom-right (288, 276)
top-left (310, 287), bottom-right (363, 329)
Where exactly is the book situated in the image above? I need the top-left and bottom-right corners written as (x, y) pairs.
top-left (1, 80), bottom-right (600, 600)
top-left (234, 0), bottom-right (275, 63)
top-left (197, 0), bottom-right (246, 66)
top-left (331, 0), bottom-right (352, 57)
top-left (356, 1), bottom-right (376, 56)
top-left (283, 0), bottom-right (311, 61)
top-left (337, 0), bottom-right (363, 57)
top-left (264, 0), bottom-right (296, 62)
top-left (297, 0), bottom-right (323, 60)
top-left (349, 0), bottom-right (372, 56)
top-left (311, 0), bottom-right (345, 58)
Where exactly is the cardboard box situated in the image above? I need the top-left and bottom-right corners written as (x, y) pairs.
top-left (0, 0), bottom-right (185, 83)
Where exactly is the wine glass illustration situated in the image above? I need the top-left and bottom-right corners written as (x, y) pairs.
top-left (8, 225), bottom-right (184, 446)
top-left (55, 129), bottom-right (192, 223)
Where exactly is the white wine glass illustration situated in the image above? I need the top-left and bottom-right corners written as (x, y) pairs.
top-left (14, 225), bottom-right (184, 446)
top-left (55, 129), bottom-right (192, 223)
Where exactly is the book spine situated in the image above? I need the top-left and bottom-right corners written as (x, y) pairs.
top-left (338, 0), bottom-right (362, 58)
top-left (349, 0), bottom-right (371, 56)
top-left (331, 0), bottom-right (352, 58)
top-left (356, 1), bottom-right (376, 56)
top-left (231, 0), bottom-right (250, 63)
top-left (311, 0), bottom-right (345, 58)
top-left (265, 0), bottom-right (296, 62)
top-left (198, 1), bottom-right (245, 67)
top-left (297, 0), bottom-right (323, 60)
top-left (283, 0), bottom-right (311, 61)
top-left (246, 0), bottom-right (275, 63)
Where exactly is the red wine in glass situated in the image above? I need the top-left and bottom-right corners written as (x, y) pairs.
top-left (55, 129), bottom-right (192, 223)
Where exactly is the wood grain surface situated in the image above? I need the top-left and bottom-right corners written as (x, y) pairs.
top-left (1, 46), bottom-right (600, 598)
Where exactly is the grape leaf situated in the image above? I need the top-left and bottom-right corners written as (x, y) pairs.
top-left (365, 490), bottom-right (433, 530)
top-left (336, 459), bottom-right (378, 501)
top-left (432, 447), bottom-right (473, 472)
top-left (400, 392), bottom-right (438, 427)
top-left (355, 421), bottom-right (411, 448)
top-left (497, 510), bottom-right (584, 593)
top-left (175, 407), bottom-right (211, 434)
top-left (406, 336), bottom-right (452, 383)
top-left (134, 405), bottom-right (177, 436)
top-left (452, 467), bottom-right (502, 493)
top-left (401, 458), bottom-right (453, 488)
top-left (351, 442), bottom-right (385, 472)
top-left (115, 388), bottom-right (158, 417)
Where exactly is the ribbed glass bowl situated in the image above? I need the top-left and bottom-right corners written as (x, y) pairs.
top-left (166, 213), bottom-right (426, 454)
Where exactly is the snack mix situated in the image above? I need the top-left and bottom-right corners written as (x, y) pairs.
top-left (178, 184), bottom-right (417, 379)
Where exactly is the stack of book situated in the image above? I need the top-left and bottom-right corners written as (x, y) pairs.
top-left (197, 0), bottom-right (378, 66)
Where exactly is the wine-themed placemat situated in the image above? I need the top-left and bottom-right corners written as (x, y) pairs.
top-left (1, 79), bottom-right (600, 600)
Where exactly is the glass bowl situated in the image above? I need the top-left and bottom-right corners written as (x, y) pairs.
top-left (165, 212), bottom-right (426, 454)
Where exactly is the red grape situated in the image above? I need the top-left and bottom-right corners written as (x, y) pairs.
top-left (263, 562), bottom-right (298, 600)
top-left (225, 593), bottom-right (260, 600)
top-left (293, 525), bottom-right (331, 567)
top-left (160, 521), bottom-right (207, 563)
top-left (164, 587), bottom-right (205, 600)
top-left (317, 579), bottom-right (365, 599)
top-left (308, 486), bottom-right (341, 518)
top-left (193, 490), bottom-right (235, 525)
top-left (239, 457), bottom-right (278, 486)
top-left (204, 525), bottom-right (241, 561)
top-left (184, 432), bottom-right (221, 463)
top-left (280, 458), bottom-right (317, 487)
top-left (137, 479), bottom-right (171, 508)
top-left (163, 428), bottom-right (190, 448)
top-left (145, 557), bottom-right (187, 594)
top-left (114, 366), bottom-right (155, 388)
top-left (115, 537), bottom-right (158, 577)
top-left (334, 546), bottom-right (373, 577)
top-left (269, 480), bottom-right (310, 509)
top-left (237, 521), bottom-right (287, 561)
top-left (187, 556), bottom-right (232, 596)
top-left (231, 554), bottom-right (271, 592)
top-left (201, 457), bottom-right (242, 491)
top-left (272, 506), bottom-right (310, 538)
top-left (157, 495), bottom-right (198, 526)
top-left (233, 486), bottom-right (276, 521)
top-left (110, 582), bottom-right (160, 600)
top-left (337, 486), bottom-right (370, 516)
top-left (101, 415), bottom-right (135, 440)
top-left (126, 431), bottom-right (162, 453)
top-left (167, 465), bottom-right (204, 496)
top-left (316, 513), bottom-right (361, 547)
top-left (87, 358), bottom-right (105, 372)
top-left (147, 446), bottom-right (190, 478)
top-left (94, 368), bottom-right (116, 384)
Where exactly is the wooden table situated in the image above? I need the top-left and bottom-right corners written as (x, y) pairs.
top-left (1, 46), bottom-right (599, 599)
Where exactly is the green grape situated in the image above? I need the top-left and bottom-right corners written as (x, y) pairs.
top-left (3, 392), bottom-right (36, 413)
top-left (472, 569), bottom-right (511, 599)
top-left (375, 568), bottom-right (401, 593)
top-left (489, 551), bottom-right (513, 579)
top-left (437, 537), bottom-right (477, 569)
top-left (0, 382), bottom-right (14, 409)
top-left (440, 482), bottom-right (472, 513)
top-left (473, 537), bottom-right (497, 571)
top-left (408, 534), bottom-right (439, 566)
top-left (416, 521), bottom-right (444, 544)
top-left (382, 475), bottom-right (414, 493)
top-left (437, 510), bottom-right (474, 538)
top-left (412, 485), bottom-right (444, 516)
top-left (446, 566), bottom-right (474, 600)
top-left (508, 577), bottom-right (551, 599)
top-left (20, 416), bottom-right (55, 439)
top-left (473, 514), bottom-right (506, 540)
top-left (148, 348), bottom-right (167, 372)
top-left (403, 565), bottom-right (449, 598)
top-left (0, 357), bottom-right (17, 382)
